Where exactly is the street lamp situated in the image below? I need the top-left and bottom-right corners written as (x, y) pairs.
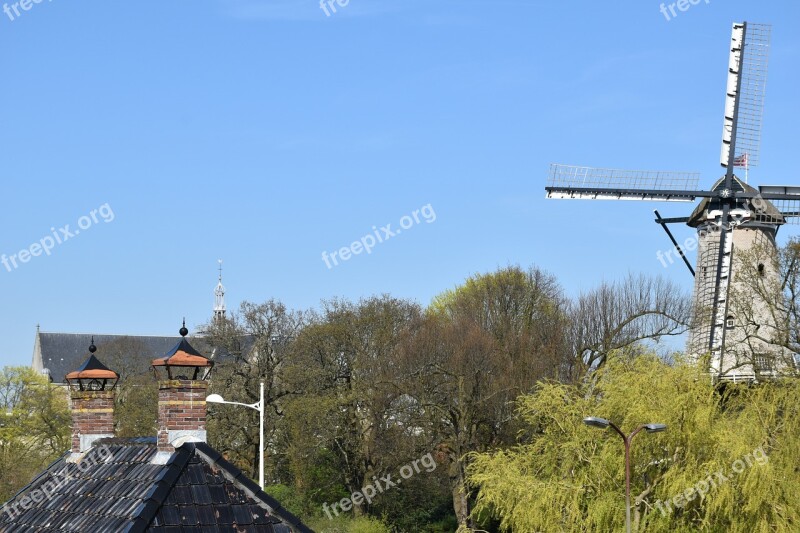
top-left (207, 382), bottom-right (265, 490)
top-left (583, 417), bottom-right (666, 533)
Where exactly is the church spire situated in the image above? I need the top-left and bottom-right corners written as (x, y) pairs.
top-left (214, 260), bottom-right (226, 322)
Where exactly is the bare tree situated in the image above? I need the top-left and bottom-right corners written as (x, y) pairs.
top-left (100, 337), bottom-right (158, 438)
top-left (203, 300), bottom-right (308, 483)
top-left (569, 273), bottom-right (692, 375)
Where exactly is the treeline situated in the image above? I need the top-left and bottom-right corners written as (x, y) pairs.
top-left (200, 266), bottom-right (690, 532)
top-left (0, 265), bottom-right (692, 532)
top-left (7, 245), bottom-right (800, 530)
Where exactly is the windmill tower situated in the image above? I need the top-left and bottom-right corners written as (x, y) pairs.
top-left (545, 22), bottom-right (798, 382)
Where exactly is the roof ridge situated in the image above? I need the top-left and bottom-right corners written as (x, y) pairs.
top-left (38, 332), bottom-right (203, 338)
top-left (124, 446), bottom-right (193, 533)
top-left (189, 442), bottom-right (314, 533)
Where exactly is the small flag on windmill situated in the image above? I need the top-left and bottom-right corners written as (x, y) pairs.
top-left (734, 152), bottom-right (749, 182)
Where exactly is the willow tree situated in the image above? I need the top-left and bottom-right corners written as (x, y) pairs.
top-left (467, 353), bottom-right (800, 532)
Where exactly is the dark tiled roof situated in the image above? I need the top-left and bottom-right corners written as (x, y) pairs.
top-left (36, 333), bottom-right (251, 384)
top-left (0, 440), bottom-right (312, 533)
top-left (38, 334), bottom-right (185, 384)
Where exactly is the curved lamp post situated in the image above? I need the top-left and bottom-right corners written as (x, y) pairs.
top-left (583, 417), bottom-right (666, 533)
top-left (207, 382), bottom-right (265, 489)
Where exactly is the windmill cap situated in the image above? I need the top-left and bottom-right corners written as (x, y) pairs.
top-left (687, 175), bottom-right (785, 227)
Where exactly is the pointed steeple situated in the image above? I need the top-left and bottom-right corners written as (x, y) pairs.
top-left (214, 259), bottom-right (226, 321)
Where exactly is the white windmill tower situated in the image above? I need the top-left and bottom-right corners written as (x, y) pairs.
top-left (545, 22), bottom-right (799, 382)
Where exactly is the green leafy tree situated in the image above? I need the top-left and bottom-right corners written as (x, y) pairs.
top-left (467, 353), bottom-right (800, 532)
top-left (406, 266), bottom-right (570, 528)
top-left (285, 296), bottom-right (426, 517)
top-left (0, 367), bottom-right (70, 501)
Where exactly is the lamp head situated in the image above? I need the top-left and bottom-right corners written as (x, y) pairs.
top-left (583, 416), bottom-right (610, 429)
top-left (645, 423), bottom-right (667, 433)
top-left (205, 394), bottom-right (225, 404)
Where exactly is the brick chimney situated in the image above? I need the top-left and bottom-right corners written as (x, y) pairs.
top-left (65, 339), bottom-right (119, 454)
top-left (151, 322), bottom-right (214, 453)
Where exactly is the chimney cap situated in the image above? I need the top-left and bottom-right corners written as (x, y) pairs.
top-left (152, 338), bottom-right (212, 367)
top-left (152, 327), bottom-right (213, 380)
top-left (66, 350), bottom-right (119, 391)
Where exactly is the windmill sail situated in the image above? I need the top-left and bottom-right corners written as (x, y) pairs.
top-left (546, 164), bottom-right (701, 201)
top-left (759, 185), bottom-right (800, 225)
top-left (720, 23), bottom-right (771, 169)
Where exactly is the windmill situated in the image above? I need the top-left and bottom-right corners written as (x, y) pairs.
top-left (546, 22), bottom-right (799, 382)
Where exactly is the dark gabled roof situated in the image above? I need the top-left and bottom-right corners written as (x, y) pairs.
top-left (0, 440), bottom-right (313, 533)
top-left (37, 334), bottom-right (185, 384)
top-left (35, 333), bottom-right (253, 384)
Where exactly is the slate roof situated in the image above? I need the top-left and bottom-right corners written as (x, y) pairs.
top-left (0, 439), bottom-right (313, 533)
top-left (33, 333), bottom-right (252, 384)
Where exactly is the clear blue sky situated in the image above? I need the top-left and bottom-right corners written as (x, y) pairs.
top-left (2, 1), bottom-right (799, 368)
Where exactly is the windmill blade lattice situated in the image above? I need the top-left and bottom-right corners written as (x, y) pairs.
top-left (721, 23), bottom-right (771, 169)
top-left (546, 164), bottom-right (701, 201)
